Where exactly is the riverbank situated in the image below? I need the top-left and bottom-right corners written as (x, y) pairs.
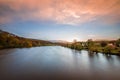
top-left (0, 44), bottom-right (57, 50)
top-left (67, 47), bottom-right (120, 56)
top-left (59, 39), bottom-right (120, 56)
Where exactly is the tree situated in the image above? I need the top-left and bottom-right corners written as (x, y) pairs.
top-left (101, 41), bottom-right (107, 47)
top-left (23, 40), bottom-right (32, 47)
top-left (75, 43), bottom-right (82, 50)
top-left (104, 46), bottom-right (112, 54)
top-left (116, 38), bottom-right (120, 47)
top-left (0, 33), bottom-right (8, 46)
top-left (87, 39), bottom-right (94, 49)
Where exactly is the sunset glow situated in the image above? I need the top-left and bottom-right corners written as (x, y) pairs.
top-left (0, 0), bottom-right (120, 41)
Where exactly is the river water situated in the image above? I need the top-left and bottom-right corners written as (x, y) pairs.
top-left (0, 46), bottom-right (120, 80)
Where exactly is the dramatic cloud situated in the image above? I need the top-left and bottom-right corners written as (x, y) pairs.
top-left (0, 0), bottom-right (120, 25)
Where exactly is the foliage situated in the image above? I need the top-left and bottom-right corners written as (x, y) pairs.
top-left (63, 39), bottom-right (120, 55)
top-left (0, 30), bottom-right (120, 56)
top-left (100, 41), bottom-right (107, 47)
top-left (87, 39), bottom-right (94, 49)
top-left (0, 30), bottom-right (54, 49)
top-left (116, 38), bottom-right (120, 47)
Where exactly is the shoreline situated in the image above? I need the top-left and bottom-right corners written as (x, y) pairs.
top-left (1, 45), bottom-right (120, 56)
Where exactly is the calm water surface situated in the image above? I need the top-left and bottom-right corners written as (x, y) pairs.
top-left (0, 46), bottom-right (120, 80)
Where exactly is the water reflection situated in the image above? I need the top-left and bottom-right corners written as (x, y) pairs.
top-left (0, 46), bottom-right (120, 80)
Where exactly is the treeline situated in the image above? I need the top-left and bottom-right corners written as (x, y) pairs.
top-left (62, 39), bottom-right (120, 55)
top-left (0, 30), bottom-right (54, 49)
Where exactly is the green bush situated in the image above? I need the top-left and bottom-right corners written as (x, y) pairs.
top-left (103, 46), bottom-right (112, 54)
top-left (101, 41), bottom-right (107, 47)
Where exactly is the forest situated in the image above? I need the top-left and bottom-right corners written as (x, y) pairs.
top-left (0, 30), bottom-right (54, 49)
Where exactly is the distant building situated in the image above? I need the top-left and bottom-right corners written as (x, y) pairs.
top-left (107, 43), bottom-right (116, 48)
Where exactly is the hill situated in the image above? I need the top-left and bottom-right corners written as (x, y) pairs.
top-left (0, 30), bottom-right (54, 49)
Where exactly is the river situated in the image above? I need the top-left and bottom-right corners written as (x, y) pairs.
top-left (0, 46), bottom-right (120, 80)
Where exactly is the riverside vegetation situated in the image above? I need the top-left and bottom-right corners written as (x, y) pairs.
top-left (0, 30), bottom-right (54, 49)
top-left (0, 30), bottom-right (120, 56)
top-left (61, 39), bottom-right (120, 56)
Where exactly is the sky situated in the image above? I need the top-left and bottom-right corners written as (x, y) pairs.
top-left (0, 0), bottom-right (120, 41)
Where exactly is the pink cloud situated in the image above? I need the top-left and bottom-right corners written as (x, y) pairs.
top-left (0, 0), bottom-right (120, 25)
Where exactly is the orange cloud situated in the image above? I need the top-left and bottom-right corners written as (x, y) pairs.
top-left (0, 0), bottom-right (120, 25)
